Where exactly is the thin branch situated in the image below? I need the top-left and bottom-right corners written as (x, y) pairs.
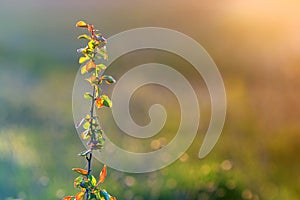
top-left (90, 85), bottom-right (96, 143)
top-left (85, 152), bottom-right (93, 200)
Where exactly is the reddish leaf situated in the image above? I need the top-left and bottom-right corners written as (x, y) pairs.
top-left (63, 196), bottom-right (74, 200)
top-left (88, 24), bottom-right (94, 34)
top-left (99, 165), bottom-right (107, 183)
top-left (72, 168), bottom-right (88, 175)
top-left (86, 60), bottom-right (96, 72)
top-left (95, 97), bottom-right (104, 108)
top-left (86, 75), bottom-right (98, 84)
top-left (95, 95), bottom-right (112, 108)
top-left (75, 191), bottom-right (85, 200)
top-left (81, 129), bottom-right (90, 140)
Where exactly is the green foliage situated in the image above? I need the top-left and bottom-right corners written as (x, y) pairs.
top-left (63, 20), bottom-right (116, 200)
top-left (65, 165), bottom-right (113, 200)
top-left (84, 92), bottom-right (93, 100)
top-left (101, 75), bottom-right (116, 84)
top-left (96, 95), bottom-right (112, 108)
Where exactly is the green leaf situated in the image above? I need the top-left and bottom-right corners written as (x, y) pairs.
top-left (97, 137), bottom-right (105, 147)
top-left (101, 95), bottom-right (112, 107)
top-left (79, 56), bottom-right (89, 64)
top-left (95, 191), bottom-right (101, 199)
top-left (97, 49), bottom-right (108, 60)
top-left (83, 121), bottom-right (90, 129)
top-left (74, 176), bottom-right (84, 188)
top-left (88, 175), bottom-right (97, 187)
top-left (95, 95), bottom-right (112, 108)
top-left (101, 75), bottom-right (116, 84)
top-left (84, 92), bottom-right (93, 100)
top-left (77, 34), bottom-right (91, 40)
top-left (88, 193), bottom-right (97, 200)
top-left (96, 64), bottom-right (107, 70)
top-left (80, 180), bottom-right (89, 188)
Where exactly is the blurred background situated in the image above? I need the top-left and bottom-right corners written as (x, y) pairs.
top-left (1, 0), bottom-right (300, 199)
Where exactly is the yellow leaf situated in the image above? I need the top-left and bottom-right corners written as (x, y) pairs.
top-left (77, 34), bottom-right (91, 40)
top-left (76, 21), bottom-right (88, 28)
top-left (96, 64), bottom-right (107, 70)
top-left (89, 175), bottom-right (97, 187)
top-left (79, 56), bottom-right (89, 64)
top-left (95, 85), bottom-right (100, 98)
top-left (81, 65), bottom-right (87, 75)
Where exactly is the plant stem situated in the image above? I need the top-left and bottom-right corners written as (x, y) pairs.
top-left (85, 152), bottom-right (92, 200)
top-left (87, 152), bottom-right (92, 175)
top-left (85, 58), bottom-right (96, 199)
top-left (90, 85), bottom-right (96, 143)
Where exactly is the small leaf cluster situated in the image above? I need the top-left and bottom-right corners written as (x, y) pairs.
top-left (63, 21), bottom-right (116, 200)
top-left (63, 165), bottom-right (115, 200)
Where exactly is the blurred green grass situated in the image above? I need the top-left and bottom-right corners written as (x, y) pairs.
top-left (1, 0), bottom-right (300, 199)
